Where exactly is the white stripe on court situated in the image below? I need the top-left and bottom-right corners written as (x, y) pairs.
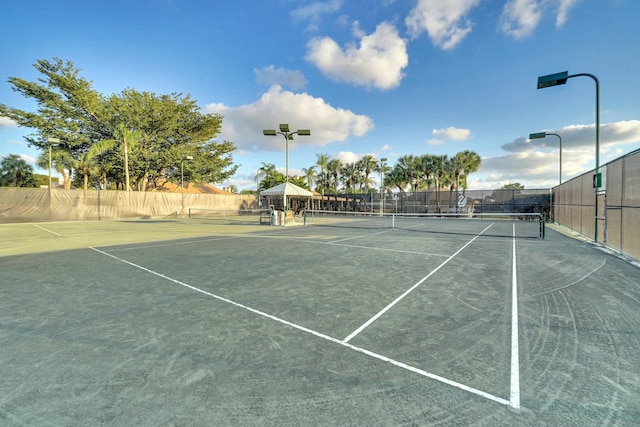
top-left (33, 224), bottom-right (62, 236)
top-left (341, 223), bottom-right (495, 344)
top-left (510, 224), bottom-right (521, 409)
top-left (89, 245), bottom-right (511, 407)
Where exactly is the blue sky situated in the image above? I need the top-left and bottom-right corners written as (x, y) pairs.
top-left (1, 0), bottom-right (639, 191)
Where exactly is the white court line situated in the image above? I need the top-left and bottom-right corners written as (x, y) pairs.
top-left (103, 236), bottom-right (240, 252)
top-left (510, 224), bottom-right (521, 409)
top-left (89, 245), bottom-right (511, 407)
top-left (342, 223), bottom-right (495, 344)
top-left (32, 224), bottom-right (62, 236)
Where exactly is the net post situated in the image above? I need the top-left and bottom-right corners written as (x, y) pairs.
top-left (188, 208), bottom-right (192, 219)
top-left (540, 213), bottom-right (546, 239)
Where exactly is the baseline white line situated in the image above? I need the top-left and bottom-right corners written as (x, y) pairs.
top-left (342, 223), bottom-right (495, 343)
top-left (33, 224), bottom-right (62, 236)
top-left (89, 245), bottom-right (510, 408)
top-left (510, 224), bottom-right (521, 409)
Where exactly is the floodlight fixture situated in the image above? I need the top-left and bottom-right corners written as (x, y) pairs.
top-left (535, 70), bottom-right (600, 241)
top-left (537, 71), bottom-right (569, 89)
top-left (529, 132), bottom-right (563, 185)
top-left (262, 123), bottom-right (312, 181)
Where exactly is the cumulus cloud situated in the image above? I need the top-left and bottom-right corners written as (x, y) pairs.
top-left (502, 121), bottom-right (640, 153)
top-left (500, 0), bottom-right (581, 39)
top-left (0, 116), bottom-right (18, 129)
top-left (290, 0), bottom-right (343, 32)
top-left (427, 126), bottom-right (472, 145)
top-left (486, 120), bottom-right (640, 187)
top-left (405, 0), bottom-right (480, 50)
top-left (500, 0), bottom-right (542, 39)
top-left (254, 65), bottom-right (308, 90)
top-left (290, 0), bottom-right (343, 22)
top-left (204, 85), bottom-right (374, 152)
top-left (305, 21), bottom-right (408, 90)
top-left (556, 0), bottom-right (580, 27)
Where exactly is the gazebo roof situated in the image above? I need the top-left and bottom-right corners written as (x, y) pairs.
top-left (260, 182), bottom-right (313, 197)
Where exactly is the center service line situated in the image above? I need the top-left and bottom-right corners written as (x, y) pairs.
top-left (510, 224), bottom-right (521, 409)
top-left (342, 223), bottom-right (495, 344)
top-left (89, 245), bottom-right (510, 408)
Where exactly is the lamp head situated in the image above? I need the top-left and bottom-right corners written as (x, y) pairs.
top-left (297, 129), bottom-right (310, 136)
top-left (529, 132), bottom-right (546, 140)
top-left (537, 71), bottom-right (569, 89)
top-left (279, 124), bottom-right (290, 133)
top-left (263, 130), bottom-right (277, 136)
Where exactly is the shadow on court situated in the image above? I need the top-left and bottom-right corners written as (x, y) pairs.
top-left (1, 219), bottom-right (639, 425)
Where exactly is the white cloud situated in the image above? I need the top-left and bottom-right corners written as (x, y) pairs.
top-left (0, 116), bottom-right (18, 129)
top-left (500, 0), bottom-right (542, 39)
top-left (556, 0), bottom-right (580, 27)
top-left (405, 0), bottom-right (481, 50)
top-left (290, 0), bottom-right (343, 32)
top-left (428, 126), bottom-right (472, 145)
top-left (488, 120), bottom-right (640, 186)
top-left (305, 21), bottom-right (408, 90)
top-left (204, 85), bottom-right (374, 152)
top-left (502, 121), bottom-right (640, 153)
top-left (254, 65), bottom-right (308, 90)
top-left (500, 0), bottom-right (581, 39)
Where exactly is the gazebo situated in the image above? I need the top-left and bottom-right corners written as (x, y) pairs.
top-left (260, 182), bottom-right (313, 225)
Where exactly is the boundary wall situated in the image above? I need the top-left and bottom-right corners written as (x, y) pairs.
top-left (553, 148), bottom-right (640, 261)
top-left (0, 188), bottom-right (258, 223)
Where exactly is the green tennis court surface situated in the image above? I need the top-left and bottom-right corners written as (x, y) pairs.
top-left (1, 219), bottom-right (639, 425)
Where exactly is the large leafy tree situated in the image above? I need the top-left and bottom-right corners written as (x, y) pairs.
top-left (0, 58), bottom-right (237, 191)
top-left (0, 154), bottom-right (37, 187)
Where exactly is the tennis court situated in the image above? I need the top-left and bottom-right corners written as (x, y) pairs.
top-left (1, 215), bottom-right (639, 425)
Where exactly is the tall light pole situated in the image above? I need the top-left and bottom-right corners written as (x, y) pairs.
top-left (181, 155), bottom-right (193, 192)
top-left (47, 137), bottom-right (60, 189)
top-left (537, 70), bottom-right (600, 242)
top-left (529, 132), bottom-right (563, 185)
top-left (263, 124), bottom-right (311, 182)
top-left (379, 157), bottom-right (387, 214)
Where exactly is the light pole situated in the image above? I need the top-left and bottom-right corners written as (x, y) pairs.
top-left (181, 155), bottom-right (193, 192)
top-left (47, 137), bottom-right (60, 189)
top-left (537, 70), bottom-right (600, 242)
top-left (263, 124), bottom-right (310, 182)
top-left (529, 132), bottom-right (563, 185)
top-left (379, 157), bottom-right (387, 214)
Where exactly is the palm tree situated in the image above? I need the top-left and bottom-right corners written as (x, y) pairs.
top-left (76, 139), bottom-right (119, 190)
top-left (431, 155), bottom-right (449, 212)
top-left (327, 159), bottom-right (342, 194)
top-left (385, 165), bottom-right (408, 193)
top-left (356, 155), bottom-right (377, 194)
top-left (0, 154), bottom-right (36, 187)
top-left (301, 166), bottom-right (316, 190)
top-left (255, 162), bottom-right (276, 189)
top-left (453, 150), bottom-right (482, 193)
top-left (112, 124), bottom-right (142, 191)
top-left (397, 155), bottom-right (417, 193)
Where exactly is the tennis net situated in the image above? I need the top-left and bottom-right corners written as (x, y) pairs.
top-left (303, 210), bottom-right (545, 239)
top-left (188, 208), bottom-right (272, 225)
